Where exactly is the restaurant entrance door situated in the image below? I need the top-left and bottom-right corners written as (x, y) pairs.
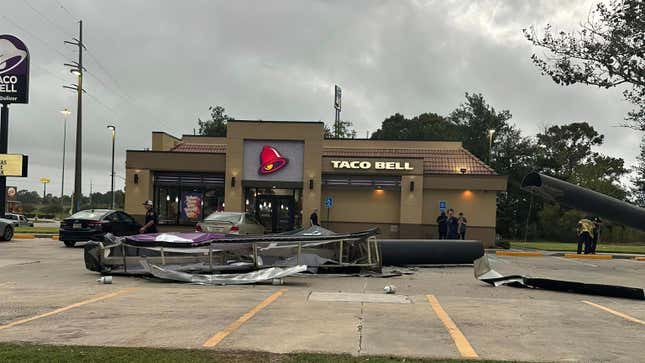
top-left (245, 188), bottom-right (302, 233)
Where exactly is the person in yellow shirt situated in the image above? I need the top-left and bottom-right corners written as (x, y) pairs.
top-left (576, 217), bottom-right (595, 254)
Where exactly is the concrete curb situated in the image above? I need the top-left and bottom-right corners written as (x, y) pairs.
top-left (13, 234), bottom-right (58, 240)
top-left (488, 249), bottom-right (645, 261)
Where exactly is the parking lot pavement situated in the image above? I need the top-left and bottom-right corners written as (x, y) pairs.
top-left (0, 238), bottom-right (644, 362)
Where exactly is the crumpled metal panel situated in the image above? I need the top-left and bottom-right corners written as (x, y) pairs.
top-left (140, 260), bottom-right (307, 285)
top-left (474, 255), bottom-right (645, 300)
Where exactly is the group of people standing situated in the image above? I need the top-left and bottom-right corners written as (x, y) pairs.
top-left (436, 209), bottom-right (467, 239)
top-left (576, 216), bottom-right (601, 254)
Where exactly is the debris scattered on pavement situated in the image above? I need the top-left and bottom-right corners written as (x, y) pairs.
top-left (97, 276), bottom-right (112, 284)
top-left (474, 255), bottom-right (645, 300)
top-left (383, 284), bottom-right (397, 294)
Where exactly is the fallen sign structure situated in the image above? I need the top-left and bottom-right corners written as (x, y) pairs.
top-left (474, 255), bottom-right (645, 300)
top-left (84, 226), bottom-right (381, 276)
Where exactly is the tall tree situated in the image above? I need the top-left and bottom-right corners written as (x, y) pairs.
top-left (371, 112), bottom-right (459, 140)
top-left (449, 93), bottom-right (512, 162)
top-left (198, 106), bottom-right (233, 136)
top-left (632, 135), bottom-right (645, 206)
top-left (535, 122), bottom-right (604, 180)
top-left (325, 120), bottom-right (358, 139)
top-left (524, 0), bottom-right (645, 130)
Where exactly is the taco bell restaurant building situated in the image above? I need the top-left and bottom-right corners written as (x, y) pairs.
top-left (124, 120), bottom-right (507, 247)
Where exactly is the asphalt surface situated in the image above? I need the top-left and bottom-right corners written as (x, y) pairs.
top-left (0, 238), bottom-right (644, 362)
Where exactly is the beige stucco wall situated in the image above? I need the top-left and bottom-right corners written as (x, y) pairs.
top-left (124, 168), bottom-right (151, 219)
top-left (400, 175), bottom-right (423, 224)
top-left (152, 132), bottom-right (181, 151)
top-left (422, 189), bottom-right (497, 227)
top-left (321, 188), bottom-right (401, 224)
top-left (127, 151), bottom-right (226, 172)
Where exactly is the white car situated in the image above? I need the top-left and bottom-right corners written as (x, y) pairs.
top-left (196, 212), bottom-right (264, 235)
top-left (4, 213), bottom-right (34, 227)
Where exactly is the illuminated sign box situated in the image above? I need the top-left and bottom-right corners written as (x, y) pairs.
top-left (330, 160), bottom-right (414, 171)
top-left (0, 154), bottom-right (28, 177)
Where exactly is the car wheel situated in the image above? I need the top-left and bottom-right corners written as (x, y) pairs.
top-left (1, 226), bottom-right (13, 241)
top-left (63, 241), bottom-right (76, 248)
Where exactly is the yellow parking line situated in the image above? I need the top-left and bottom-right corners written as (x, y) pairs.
top-left (582, 300), bottom-right (645, 326)
top-left (13, 234), bottom-right (35, 239)
top-left (496, 251), bottom-right (543, 257)
top-left (203, 288), bottom-right (287, 347)
top-left (0, 288), bottom-right (137, 331)
top-left (564, 253), bottom-right (612, 260)
top-left (426, 294), bottom-right (478, 358)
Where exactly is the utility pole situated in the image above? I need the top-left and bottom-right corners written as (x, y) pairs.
top-left (60, 108), bottom-right (70, 210)
top-left (64, 20), bottom-right (86, 213)
top-left (0, 104), bottom-right (8, 217)
top-left (107, 125), bottom-right (115, 209)
top-left (334, 85), bottom-right (341, 138)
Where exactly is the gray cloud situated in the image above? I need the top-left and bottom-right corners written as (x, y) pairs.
top-left (2, 0), bottom-right (640, 194)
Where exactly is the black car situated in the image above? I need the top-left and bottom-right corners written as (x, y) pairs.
top-left (59, 209), bottom-right (141, 247)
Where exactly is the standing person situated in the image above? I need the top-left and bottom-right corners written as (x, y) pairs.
top-left (576, 216), bottom-right (595, 254)
top-left (309, 208), bottom-right (319, 226)
top-left (446, 209), bottom-right (459, 239)
top-left (140, 200), bottom-right (158, 234)
top-left (591, 217), bottom-right (602, 254)
top-left (458, 212), bottom-right (468, 240)
top-left (436, 211), bottom-right (448, 239)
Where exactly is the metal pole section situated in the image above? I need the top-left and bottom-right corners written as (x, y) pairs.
top-left (110, 127), bottom-right (115, 209)
top-left (73, 20), bottom-right (83, 213)
top-left (43, 182), bottom-right (46, 198)
top-left (334, 108), bottom-right (339, 138)
top-left (0, 103), bottom-right (8, 218)
top-left (61, 116), bottom-right (67, 206)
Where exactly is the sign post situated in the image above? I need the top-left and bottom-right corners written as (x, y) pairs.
top-left (333, 85), bottom-right (341, 138)
top-left (0, 34), bottom-right (30, 217)
top-left (40, 177), bottom-right (50, 198)
top-left (325, 196), bottom-right (333, 225)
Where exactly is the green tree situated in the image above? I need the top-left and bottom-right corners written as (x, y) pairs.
top-left (535, 122), bottom-right (604, 180)
top-left (371, 112), bottom-right (459, 140)
top-left (524, 0), bottom-right (645, 130)
top-left (632, 136), bottom-right (645, 206)
top-left (198, 106), bottom-right (233, 136)
top-left (449, 93), bottom-right (512, 162)
top-left (325, 120), bottom-right (358, 139)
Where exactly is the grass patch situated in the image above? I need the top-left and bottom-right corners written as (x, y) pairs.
top-left (0, 343), bottom-right (531, 363)
top-left (511, 241), bottom-right (645, 254)
top-left (14, 227), bottom-right (59, 234)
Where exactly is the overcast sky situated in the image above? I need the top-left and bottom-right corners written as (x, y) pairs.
top-left (1, 0), bottom-right (640, 195)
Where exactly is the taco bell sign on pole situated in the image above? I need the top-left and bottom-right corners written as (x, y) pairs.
top-left (0, 35), bottom-right (30, 104)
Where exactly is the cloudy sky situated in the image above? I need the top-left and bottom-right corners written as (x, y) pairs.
top-left (1, 0), bottom-right (640, 195)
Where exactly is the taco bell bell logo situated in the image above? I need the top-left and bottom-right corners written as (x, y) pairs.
top-left (0, 35), bottom-right (30, 104)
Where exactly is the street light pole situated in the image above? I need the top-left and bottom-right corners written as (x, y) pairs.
top-left (107, 125), bottom-right (116, 209)
top-left (60, 108), bottom-right (70, 210)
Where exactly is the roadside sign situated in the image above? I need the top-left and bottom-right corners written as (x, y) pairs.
top-left (325, 196), bottom-right (333, 208)
top-left (439, 200), bottom-right (446, 210)
top-left (0, 154), bottom-right (28, 177)
top-left (334, 85), bottom-right (341, 111)
top-left (0, 34), bottom-right (30, 104)
top-left (39, 177), bottom-right (50, 184)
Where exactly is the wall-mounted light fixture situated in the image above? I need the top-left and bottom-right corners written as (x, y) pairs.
top-left (231, 176), bottom-right (236, 188)
top-left (309, 179), bottom-right (314, 190)
top-left (134, 174), bottom-right (139, 184)
top-left (409, 181), bottom-right (415, 192)
top-left (460, 168), bottom-right (467, 174)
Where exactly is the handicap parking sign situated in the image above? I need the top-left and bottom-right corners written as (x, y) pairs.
top-left (439, 200), bottom-right (446, 210)
top-left (325, 196), bottom-right (333, 208)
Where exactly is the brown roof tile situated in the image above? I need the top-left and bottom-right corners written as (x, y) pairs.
top-left (170, 143), bottom-right (227, 153)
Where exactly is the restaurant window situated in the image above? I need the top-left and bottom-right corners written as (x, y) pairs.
top-left (153, 172), bottom-right (225, 225)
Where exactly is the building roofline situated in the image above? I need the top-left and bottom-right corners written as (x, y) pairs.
top-left (229, 119), bottom-right (325, 125)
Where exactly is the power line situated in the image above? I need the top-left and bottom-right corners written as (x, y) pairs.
top-left (1, 15), bottom-right (72, 60)
top-left (23, 0), bottom-right (75, 38)
top-left (55, 0), bottom-right (78, 21)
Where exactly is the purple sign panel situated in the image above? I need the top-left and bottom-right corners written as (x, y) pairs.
top-left (0, 35), bottom-right (30, 104)
top-left (180, 192), bottom-right (203, 222)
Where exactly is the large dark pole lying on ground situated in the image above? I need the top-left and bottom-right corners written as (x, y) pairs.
top-left (379, 240), bottom-right (484, 265)
top-left (521, 172), bottom-right (645, 231)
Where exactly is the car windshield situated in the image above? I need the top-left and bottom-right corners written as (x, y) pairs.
top-left (204, 213), bottom-right (242, 223)
top-left (68, 210), bottom-right (111, 221)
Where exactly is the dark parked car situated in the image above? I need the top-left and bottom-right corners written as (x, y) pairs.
top-left (59, 209), bottom-right (141, 247)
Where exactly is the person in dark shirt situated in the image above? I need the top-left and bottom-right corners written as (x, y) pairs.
top-left (436, 211), bottom-right (448, 239)
top-left (458, 212), bottom-right (468, 240)
top-left (446, 208), bottom-right (459, 239)
top-left (140, 200), bottom-right (158, 234)
top-left (310, 208), bottom-right (319, 226)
